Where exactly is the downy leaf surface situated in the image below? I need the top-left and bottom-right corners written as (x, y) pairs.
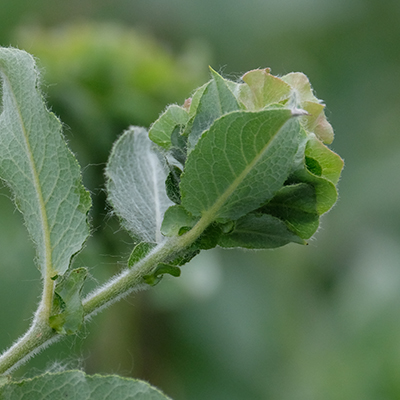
top-left (0, 47), bottom-right (91, 277)
top-left (106, 127), bottom-right (173, 243)
top-left (0, 370), bottom-right (172, 400)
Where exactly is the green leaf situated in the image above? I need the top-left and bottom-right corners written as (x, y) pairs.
top-left (180, 109), bottom-right (301, 221)
top-left (305, 135), bottom-right (344, 185)
top-left (218, 213), bottom-right (305, 249)
top-left (106, 127), bottom-right (174, 243)
top-left (186, 68), bottom-right (241, 150)
top-left (289, 167), bottom-right (338, 215)
top-left (49, 267), bottom-right (87, 335)
top-left (161, 205), bottom-right (199, 237)
top-left (0, 370), bottom-right (172, 400)
top-left (0, 47), bottom-right (91, 277)
top-left (143, 262), bottom-right (181, 286)
top-left (260, 183), bottom-right (320, 239)
top-left (170, 127), bottom-right (188, 165)
top-left (165, 165), bottom-right (182, 204)
top-left (148, 104), bottom-right (189, 150)
top-left (238, 68), bottom-right (292, 110)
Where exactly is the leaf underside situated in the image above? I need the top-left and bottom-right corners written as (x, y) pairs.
top-left (106, 126), bottom-right (173, 243)
top-left (0, 370), bottom-right (172, 400)
top-left (0, 47), bottom-right (91, 277)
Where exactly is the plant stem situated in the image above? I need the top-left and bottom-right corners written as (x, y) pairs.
top-left (0, 213), bottom-right (212, 376)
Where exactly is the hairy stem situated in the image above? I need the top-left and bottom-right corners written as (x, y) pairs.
top-left (0, 213), bottom-right (211, 376)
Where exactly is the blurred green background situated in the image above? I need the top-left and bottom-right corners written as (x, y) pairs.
top-left (1, 0), bottom-right (400, 399)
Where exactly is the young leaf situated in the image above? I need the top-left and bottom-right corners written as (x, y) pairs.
top-left (49, 267), bottom-right (88, 335)
top-left (186, 68), bottom-right (241, 150)
top-left (106, 126), bottom-right (174, 243)
top-left (161, 205), bottom-right (199, 237)
top-left (304, 135), bottom-right (344, 185)
top-left (289, 166), bottom-right (338, 215)
top-left (238, 68), bottom-right (292, 110)
top-left (0, 370), bottom-right (172, 399)
top-left (148, 104), bottom-right (189, 150)
top-left (281, 72), bottom-right (334, 144)
top-left (143, 262), bottom-right (181, 286)
top-left (180, 109), bottom-right (301, 221)
top-left (128, 242), bottom-right (157, 268)
top-left (218, 213), bottom-right (305, 249)
top-left (0, 47), bottom-right (91, 277)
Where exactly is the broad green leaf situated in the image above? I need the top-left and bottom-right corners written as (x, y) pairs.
top-left (148, 104), bottom-right (189, 149)
top-left (0, 370), bottom-right (172, 400)
top-left (49, 267), bottom-right (87, 335)
top-left (218, 213), bottom-right (304, 249)
top-left (0, 47), bottom-right (91, 277)
top-left (238, 68), bottom-right (292, 110)
top-left (180, 109), bottom-right (301, 221)
top-left (260, 183), bottom-right (320, 239)
top-left (186, 68), bottom-right (240, 149)
top-left (106, 127), bottom-right (174, 243)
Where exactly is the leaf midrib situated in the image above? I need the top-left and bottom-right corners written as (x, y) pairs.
top-left (2, 71), bottom-right (52, 276)
top-left (203, 114), bottom-right (292, 222)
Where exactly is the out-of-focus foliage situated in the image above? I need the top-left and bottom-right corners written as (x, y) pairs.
top-left (0, 0), bottom-right (400, 399)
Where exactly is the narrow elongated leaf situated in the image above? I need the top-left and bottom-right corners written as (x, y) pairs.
top-left (0, 370), bottom-right (172, 400)
top-left (0, 47), bottom-right (91, 277)
top-left (180, 109), bottom-right (301, 221)
top-left (106, 127), bottom-right (173, 243)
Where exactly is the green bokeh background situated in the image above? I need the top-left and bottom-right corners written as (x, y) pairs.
top-left (1, 1), bottom-right (400, 399)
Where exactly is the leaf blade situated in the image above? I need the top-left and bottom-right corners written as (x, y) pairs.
top-left (106, 126), bottom-right (174, 243)
top-left (180, 109), bottom-right (301, 221)
top-left (0, 47), bottom-right (91, 277)
top-left (218, 213), bottom-right (305, 249)
top-left (0, 370), bottom-right (172, 400)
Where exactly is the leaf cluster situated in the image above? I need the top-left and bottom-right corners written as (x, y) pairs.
top-left (114, 67), bottom-right (344, 262)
